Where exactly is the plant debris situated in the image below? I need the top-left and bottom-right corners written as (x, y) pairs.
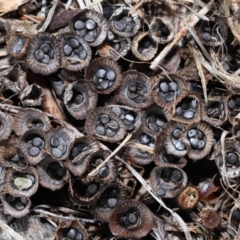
top-left (0, 0), bottom-right (240, 239)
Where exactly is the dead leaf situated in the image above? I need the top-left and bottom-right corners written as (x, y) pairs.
top-left (0, 0), bottom-right (29, 13)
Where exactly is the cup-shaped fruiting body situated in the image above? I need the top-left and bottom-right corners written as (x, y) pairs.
top-left (56, 220), bottom-right (88, 240)
top-left (216, 142), bottom-right (240, 179)
top-left (0, 18), bottom-right (10, 44)
top-left (19, 84), bottom-right (43, 107)
top-left (0, 145), bottom-right (28, 172)
top-left (1, 193), bottom-right (31, 218)
top-left (195, 19), bottom-right (228, 47)
top-left (150, 165), bottom-right (188, 198)
top-left (197, 178), bottom-right (220, 201)
top-left (98, 37), bottom-right (131, 61)
top-left (128, 129), bottom-right (156, 165)
top-left (69, 177), bottom-right (103, 206)
top-left (91, 182), bottom-right (127, 222)
top-left (0, 110), bottom-right (13, 142)
top-left (164, 122), bottom-right (188, 157)
top-left (85, 107), bottom-right (126, 143)
top-left (148, 17), bottom-right (174, 44)
top-left (110, 105), bottom-right (142, 133)
top-left (152, 74), bottom-right (189, 109)
top-left (47, 127), bottom-right (75, 161)
top-left (177, 186), bottom-right (199, 210)
top-left (169, 95), bottom-right (201, 125)
top-left (202, 96), bottom-right (229, 127)
top-left (233, 125), bottom-right (240, 143)
top-left (142, 104), bottom-right (169, 136)
top-left (86, 150), bottom-right (118, 184)
top-left (154, 133), bottom-right (187, 168)
top-left (85, 57), bottom-right (122, 95)
top-left (13, 108), bottom-right (51, 136)
top-left (36, 157), bottom-right (70, 191)
top-left (0, 164), bottom-right (6, 195)
top-left (65, 137), bottom-right (100, 177)
top-left (227, 94), bottom-right (240, 124)
top-left (109, 200), bottom-right (153, 238)
top-left (70, 9), bottom-right (108, 47)
top-left (59, 32), bottom-right (92, 71)
top-left (63, 81), bottom-right (98, 120)
top-left (200, 209), bottom-right (221, 230)
top-left (116, 70), bottom-right (153, 109)
top-left (0, 64), bottom-right (28, 93)
top-left (19, 129), bottom-right (47, 165)
top-left (27, 0), bottom-right (42, 12)
top-left (109, 7), bottom-right (141, 38)
top-left (26, 32), bottom-right (61, 75)
top-left (7, 33), bottom-right (30, 59)
top-left (131, 31), bottom-right (158, 61)
top-left (4, 166), bottom-right (38, 197)
top-left (181, 122), bottom-right (214, 161)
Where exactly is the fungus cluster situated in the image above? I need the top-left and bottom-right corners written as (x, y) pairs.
top-left (0, 0), bottom-right (239, 239)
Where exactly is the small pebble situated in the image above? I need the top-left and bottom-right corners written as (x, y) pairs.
top-left (74, 20), bottom-right (85, 30)
top-left (99, 114), bottom-right (110, 124)
top-left (99, 166), bottom-right (109, 177)
top-left (172, 129), bottom-right (181, 139)
top-left (35, 49), bottom-right (44, 61)
top-left (188, 129), bottom-right (197, 138)
top-left (106, 70), bottom-right (116, 81)
top-left (168, 82), bottom-right (178, 91)
top-left (190, 138), bottom-right (198, 148)
top-left (63, 45), bottom-right (73, 56)
top-left (107, 198), bottom-right (117, 208)
top-left (176, 107), bottom-right (183, 116)
top-left (165, 93), bottom-right (175, 102)
top-left (15, 202), bottom-right (25, 211)
top-left (160, 82), bottom-right (169, 93)
top-left (128, 213), bottom-right (137, 224)
top-left (29, 147), bottom-right (40, 157)
top-left (114, 21), bottom-right (126, 31)
top-left (79, 49), bottom-right (87, 59)
top-left (198, 140), bottom-right (205, 150)
top-left (51, 137), bottom-right (59, 147)
top-left (97, 69), bottom-right (107, 78)
top-left (85, 19), bottom-right (97, 30)
top-left (175, 141), bottom-right (186, 151)
top-left (69, 38), bottom-right (79, 48)
top-left (183, 110), bottom-right (195, 119)
top-left (32, 137), bottom-right (43, 147)
top-left (156, 188), bottom-right (166, 196)
top-left (41, 44), bottom-right (50, 54)
top-left (75, 233), bottom-right (83, 240)
top-left (74, 94), bottom-right (83, 105)
top-left (229, 99), bottom-right (236, 110)
top-left (84, 34), bottom-right (95, 43)
top-left (66, 229), bottom-right (76, 240)
top-left (171, 169), bottom-right (182, 182)
top-left (42, 55), bottom-right (50, 64)
top-left (202, 32), bottom-right (211, 41)
top-left (100, 80), bottom-right (109, 90)
top-left (87, 183), bottom-right (98, 194)
top-left (52, 148), bottom-right (62, 158)
top-left (96, 123), bottom-right (106, 135)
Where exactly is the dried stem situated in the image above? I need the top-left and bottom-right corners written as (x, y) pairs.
top-left (0, 218), bottom-right (26, 240)
top-left (117, 157), bottom-right (193, 240)
top-left (150, 0), bottom-right (214, 71)
top-left (38, 0), bottom-right (58, 32)
top-left (88, 133), bottom-right (132, 177)
top-left (188, 44), bottom-right (208, 104)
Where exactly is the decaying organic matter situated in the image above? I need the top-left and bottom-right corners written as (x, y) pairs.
top-left (0, 0), bottom-right (240, 240)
